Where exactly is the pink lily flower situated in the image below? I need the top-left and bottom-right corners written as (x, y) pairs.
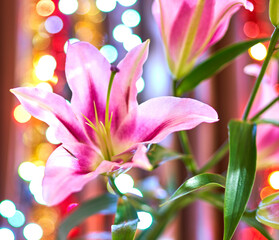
top-left (11, 40), bottom-right (218, 206)
top-left (152, 0), bottom-right (253, 78)
top-left (244, 62), bottom-right (279, 168)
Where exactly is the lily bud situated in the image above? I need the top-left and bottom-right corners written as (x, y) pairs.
top-left (269, 0), bottom-right (279, 27)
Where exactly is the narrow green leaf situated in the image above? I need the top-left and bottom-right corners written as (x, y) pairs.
top-left (163, 173), bottom-right (225, 205)
top-left (256, 192), bottom-right (279, 229)
top-left (112, 197), bottom-right (138, 240)
top-left (255, 119), bottom-right (279, 127)
top-left (224, 120), bottom-right (257, 240)
top-left (147, 144), bottom-right (184, 169)
top-left (58, 193), bottom-right (118, 240)
top-left (177, 38), bottom-right (269, 94)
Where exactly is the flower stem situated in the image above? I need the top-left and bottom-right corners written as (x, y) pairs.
top-left (172, 79), bottom-right (197, 174)
top-left (108, 176), bottom-right (123, 197)
top-left (197, 140), bottom-right (229, 174)
top-left (250, 96), bottom-right (279, 121)
top-left (242, 27), bottom-right (279, 121)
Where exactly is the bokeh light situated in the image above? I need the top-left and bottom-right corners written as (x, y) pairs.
top-left (96, 0), bottom-right (116, 12)
top-left (100, 45), bottom-right (118, 63)
top-left (36, 0), bottom-right (55, 17)
top-left (8, 210), bottom-right (25, 228)
top-left (0, 200), bottom-right (16, 218)
top-left (75, 21), bottom-right (94, 42)
top-left (243, 21), bottom-right (260, 38)
top-left (0, 228), bottom-right (15, 240)
top-left (248, 43), bottom-right (267, 61)
top-left (268, 171), bottom-right (279, 189)
top-left (13, 105), bottom-right (32, 123)
top-left (23, 223), bottom-right (43, 240)
top-left (121, 9), bottom-right (141, 28)
top-left (58, 0), bottom-right (79, 15)
top-left (29, 166), bottom-right (47, 205)
top-left (137, 211), bottom-right (153, 230)
top-left (35, 54), bottom-right (57, 81)
top-left (129, 188), bottom-right (143, 197)
top-left (18, 161), bottom-right (37, 182)
top-left (45, 16), bottom-right (63, 34)
top-left (136, 77), bottom-right (145, 93)
top-left (260, 186), bottom-right (277, 200)
top-left (76, 0), bottom-right (91, 15)
top-left (46, 126), bottom-right (61, 144)
top-left (115, 174), bottom-right (134, 194)
top-left (36, 82), bottom-right (53, 92)
top-left (123, 34), bottom-right (142, 51)
top-left (64, 38), bottom-right (80, 53)
top-left (112, 24), bottom-right (132, 43)
top-left (117, 0), bottom-right (137, 7)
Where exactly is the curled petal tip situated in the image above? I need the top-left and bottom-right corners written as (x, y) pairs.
top-left (244, 1), bottom-right (254, 11)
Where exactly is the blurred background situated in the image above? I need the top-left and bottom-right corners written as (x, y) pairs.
top-left (0, 0), bottom-right (277, 239)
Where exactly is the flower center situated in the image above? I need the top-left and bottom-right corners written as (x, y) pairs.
top-left (84, 66), bottom-right (119, 161)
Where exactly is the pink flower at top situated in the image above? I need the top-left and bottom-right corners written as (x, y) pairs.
top-left (152, 0), bottom-right (254, 79)
top-left (11, 41), bottom-right (218, 206)
top-left (244, 61), bottom-right (279, 168)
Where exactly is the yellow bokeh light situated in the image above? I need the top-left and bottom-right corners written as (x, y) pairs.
top-left (36, 0), bottom-right (55, 17)
top-left (268, 171), bottom-right (279, 189)
top-left (248, 43), bottom-right (267, 61)
top-left (13, 105), bottom-right (31, 123)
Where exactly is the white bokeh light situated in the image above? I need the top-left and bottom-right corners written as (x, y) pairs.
top-left (128, 188), bottom-right (143, 197)
top-left (112, 24), bottom-right (132, 43)
top-left (121, 9), bottom-right (141, 28)
top-left (123, 34), bottom-right (142, 51)
top-left (18, 162), bottom-right (37, 182)
top-left (46, 126), bottom-right (61, 144)
top-left (115, 174), bottom-right (134, 194)
top-left (96, 0), bottom-right (116, 12)
top-left (269, 171), bottom-right (279, 189)
top-left (0, 200), bottom-right (16, 218)
top-left (100, 45), bottom-right (118, 63)
top-left (0, 228), bottom-right (15, 240)
top-left (249, 43), bottom-right (267, 61)
top-left (23, 223), bottom-right (43, 240)
top-left (117, 0), bottom-right (137, 7)
top-left (35, 55), bottom-right (57, 81)
top-left (136, 77), bottom-right (145, 93)
top-left (29, 166), bottom-right (47, 205)
top-left (137, 211), bottom-right (153, 230)
top-left (58, 0), bottom-right (78, 15)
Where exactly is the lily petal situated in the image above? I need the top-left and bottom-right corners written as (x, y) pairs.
top-left (109, 41), bottom-right (149, 131)
top-left (10, 87), bottom-right (88, 145)
top-left (115, 96), bottom-right (218, 147)
top-left (43, 146), bottom-right (119, 206)
top-left (65, 41), bottom-right (111, 139)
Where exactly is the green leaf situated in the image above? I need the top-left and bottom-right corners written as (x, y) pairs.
top-left (243, 210), bottom-right (274, 240)
top-left (176, 38), bottom-right (269, 94)
top-left (163, 173), bottom-right (225, 205)
top-left (256, 192), bottom-right (279, 229)
top-left (224, 120), bottom-right (257, 240)
top-left (57, 193), bottom-right (118, 240)
top-left (199, 192), bottom-right (273, 240)
top-left (255, 119), bottom-right (279, 127)
top-left (112, 197), bottom-right (138, 240)
top-left (147, 144), bottom-right (184, 169)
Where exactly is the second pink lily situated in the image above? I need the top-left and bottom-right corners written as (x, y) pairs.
top-left (152, 0), bottom-right (253, 79)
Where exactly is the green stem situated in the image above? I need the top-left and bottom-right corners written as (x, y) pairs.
top-left (198, 140), bottom-right (229, 174)
top-left (108, 176), bottom-right (123, 197)
top-left (172, 79), bottom-right (197, 174)
top-left (105, 69), bottom-right (117, 128)
top-left (178, 131), bottom-right (197, 174)
top-left (242, 27), bottom-right (279, 121)
top-left (250, 96), bottom-right (279, 121)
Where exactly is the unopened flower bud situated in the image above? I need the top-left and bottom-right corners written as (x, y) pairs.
top-left (269, 0), bottom-right (279, 27)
